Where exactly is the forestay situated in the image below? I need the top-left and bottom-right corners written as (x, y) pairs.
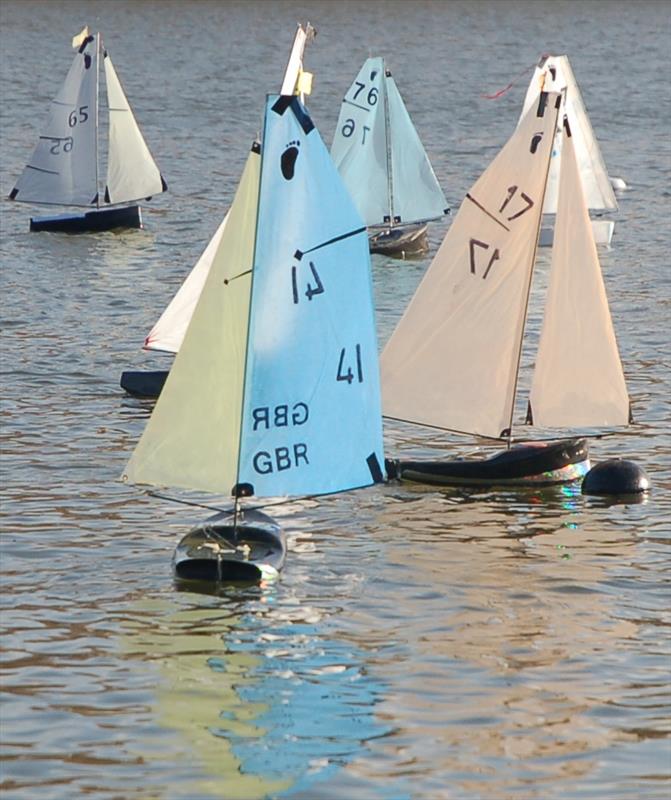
top-left (104, 54), bottom-right (164, 204)
top-left (381, 92), bottom-right (561, 440)
top-left (10, 33), bottom-right (99, 206)
top-left (144, 211), bottom-right (231, 354)
top-left (529, 121), bottom-right (630, 426)
top-left (520, 55), bottom-right (616, 214)
top-left (330, 57), bottom-right (447, 228)
top-left (124, 96), bottom-right (384, 499)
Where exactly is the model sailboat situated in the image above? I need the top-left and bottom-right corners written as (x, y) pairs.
top-left (520, 54), bottom-right (621, 246)
top-left (120, 23), bottom-right (315, 399)
top-left (382, 90), bottom-right (631, 487)
top-left (122, 94), bottom-right (385, 583)
top-left (9, 27), bottom-right (166, 233)
top-left (330, 57), bottom-right (448, 258)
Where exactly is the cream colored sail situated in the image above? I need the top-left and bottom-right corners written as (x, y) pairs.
top-left (381, 93), bottom-right (560, 439)
top-left (521, 55), bottom-right (616, 213)
top-left (144, 211), bottom-right (230, 354)
top-left (122, 149), bottom-right (260, 493)
top-left (528, 123), bottom-right (629, 426)
top-left (104, 53), bottom-right (164, 204)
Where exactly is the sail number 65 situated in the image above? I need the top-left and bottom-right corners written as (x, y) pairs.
top-left (68, 106), bottom-right (89, 127)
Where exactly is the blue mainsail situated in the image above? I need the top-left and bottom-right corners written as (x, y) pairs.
top-left (331, 57), bottom-right (447, 228)
top-left (238, 95), bottom-right (385, 497)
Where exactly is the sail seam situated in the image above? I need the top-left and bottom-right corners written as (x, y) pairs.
top-left (25, 165), bottom-right (59, 175)
top-left (343, 99), bottom-right (371, 112)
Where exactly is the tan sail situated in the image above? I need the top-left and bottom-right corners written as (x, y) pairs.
top-left (528, 123), bottom-right (630, 426)
top-left (122, 149), bottom-right (260, 493)
top-left (381, 93), bottom-right (561, 439)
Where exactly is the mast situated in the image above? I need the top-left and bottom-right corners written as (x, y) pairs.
top-left (382, 63), bottom-right (394, 227)
top-left (504, 90), bottom-right (563, 447)
top-left (233, 134), bottom-right (264, 539)
top-left (94, 33), bottom-right (100, 208)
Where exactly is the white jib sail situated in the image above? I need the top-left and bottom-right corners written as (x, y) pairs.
top-left (104, 53), bottom-right (164, 205)
top-left (144, 211), bottom-right (230, 354)
top-left (520, 55), bottom-right (616, 213)
top-left (10, 33), bottom-right (99, 206)
top-left (122, 148), bottom-right (260, 493)
top-left (528, 122), bottom-right (630, 427)
top-left (386, 72), bottom-right (448, 225)
top-left (381, 93), bottom-right (561, 439)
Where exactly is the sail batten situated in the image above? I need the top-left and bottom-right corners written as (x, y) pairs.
top-left (528, 124), bottom-right (630, 426)
top-left (381, 93), bottom-right (561, 440)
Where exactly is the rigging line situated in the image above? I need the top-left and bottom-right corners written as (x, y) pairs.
top-left (294, 226), bottom-right (366, 259)
top-left (224, 268), bottom-right (252, 284)
top-left (465, 194), bottom-right (510, 232)
top-left (383, 414), bottom-right (506, 441)
top-left (149, 482), bottom-right (381, 515)
top-left (480, 57), bottom-right (542, 100)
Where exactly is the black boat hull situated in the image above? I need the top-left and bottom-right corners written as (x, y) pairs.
top-left (369, 222), bottom-right (428, 257)
top-left (173, 507), bottom-right (287, 585)
top-left (120, 370), bottom-right (169, 399)
top-left (385, 438), bottom-right (590, 487)
top-left (30, 205), bottom-right (143, 233)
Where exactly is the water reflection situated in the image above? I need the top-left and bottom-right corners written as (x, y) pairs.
top-left (355, 486), bottom-right (659, 795)
top-left (119, 589), bottom-right (391, 799)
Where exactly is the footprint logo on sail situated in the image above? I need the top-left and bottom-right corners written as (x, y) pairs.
top-left (281, 141), bottom-right (300, 180)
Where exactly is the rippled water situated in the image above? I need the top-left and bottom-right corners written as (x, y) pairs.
top-left (1, 1), bottom-right (670, 798)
